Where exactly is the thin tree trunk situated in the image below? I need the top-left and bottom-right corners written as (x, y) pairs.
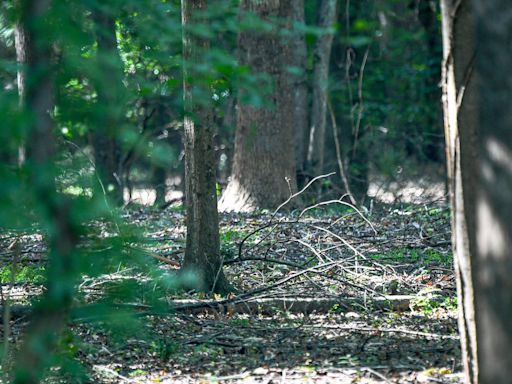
top-left (306, 0), bottom-right (338, 180)
top-left (290, 0), bottom-right (309, 187)
top-left (219, 0), bottom-right (297, 212)
top-left (13, 1), bottom-right (80, 383)
top-left (14, 0), bottom-right (28, 165)
top-left (14, 12), bottom-right (28, 105)
top-left (181, 0), bottom-right (231, 294)
top-left (151, 103), bottom-right (171, 206)
top-left (90, 8), bottom-right (124, 205)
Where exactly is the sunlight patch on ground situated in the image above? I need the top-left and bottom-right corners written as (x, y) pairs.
top-left (368, 177), bottom-right (446, 204)
top-left (124, 188), bottom-right (183, 206)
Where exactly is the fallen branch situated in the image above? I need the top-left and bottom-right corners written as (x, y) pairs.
top-left (224, 256), bottom-right (303, 269)
top-left (1, 295), bottom-right (414, 321)
top-left (169, 295), bottom-right (414, 315)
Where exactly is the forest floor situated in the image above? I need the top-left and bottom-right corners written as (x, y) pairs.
top-left (1, 184), bottom-right (461, 383)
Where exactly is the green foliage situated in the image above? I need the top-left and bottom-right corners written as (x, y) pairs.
top-left (150, 339), bottom-right (180, 361)
top-left (327, 0), bottom-right (444, 190)
top-left (412, 290), bottom-right (457, 315)
top-left (0, 265), bottom-right (46, 284)
top-left (371, 247), bottom-right (449, 266)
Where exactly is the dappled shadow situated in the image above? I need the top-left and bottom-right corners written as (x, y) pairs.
top-left (2, 200), bottom-right (459, 383)
top-left (75, 310), bottom-right (460, 383)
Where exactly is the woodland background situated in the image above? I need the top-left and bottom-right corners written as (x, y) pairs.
top-left (0, 0), bottom-right (510, 383)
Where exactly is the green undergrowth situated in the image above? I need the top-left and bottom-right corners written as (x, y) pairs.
top-left (412, 290), bottom-right (458, 315)
top-left (0, 265), bottom-right (46, 284)
top-left (370, 247), bottom-right (450, 266)
top-left (220, 227), bottom-right (252, 259)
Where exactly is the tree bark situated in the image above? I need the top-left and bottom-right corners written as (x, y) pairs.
top-left (90, 8), bottom-right (125, 205)
top-left (218, 0), bottom-right (297, 212)
top-left (306, 0), bottom-right (338, 181)
top-left (13, 1), bottom-right (80, 383)
top-left (290, 0), bottom-right (309, 187)
top-left (13, 0), bottom-right (29, 165)
top-left (441, 1), bottom-right (478, 382)
top-left (181, 0), bottom-right (231, 294)
top-left (14, 9), bottom-right (28, 106)
top-left (470, 2), bottom-right (512, 382)
top-left (442, 1), bottom-right (512, 382)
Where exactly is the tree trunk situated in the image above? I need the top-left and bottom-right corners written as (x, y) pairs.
top-left (290, 0), bottom-right (309, 187)
top-left (441, 1), bottom-right (478, 382)
top-left (306, 0), bottom-right (338, 181)
top-left (152, 102), bottom-right (172, 206)
top-left (442, 1), bottom-right (512, 382)
top-left (181, 0), bottom-right (231, 294)
top-left (470, 2), bottom-right (512, 382)
top-left (218, 0), bottom-right (297, 212)
top-left (90, 8), bottom-right (124, 205)
top-left (14, 0), bottom-right (29, 165)
top-left (13, 1), bottom-right (80, 383)
top-left (14, 10), bottom-right (28, 106)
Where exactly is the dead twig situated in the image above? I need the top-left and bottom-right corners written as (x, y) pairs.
top-left (224, 257), bottom-right (302, 269)
top-left (328, 96), bottom-right (357, 206)
top-left (272, 172), bottom-right (336, 217)
top-left (361, 367), bottom-right (392, 383)
top-left (300, 199), bottom-right (377, 235)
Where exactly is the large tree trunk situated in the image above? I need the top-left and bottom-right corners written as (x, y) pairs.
top-left (306, 0), bottom-right (338, 181)
top-left (290, 0), bottom-right (309, 187)
top-left (219, 0), bottom-right (297, 212)
top-left (181, 0), bottom-right (231, 294)
top-left (442, 1), bottom-right (512, 383)
top-left (470, 2), bottom-right (512, 382)
top-left (441, 1), bottom-right (478, 382)
top-left (90, 8), bottom-right (125, 205)
top-left (13, 1), bottom-right (80, 383)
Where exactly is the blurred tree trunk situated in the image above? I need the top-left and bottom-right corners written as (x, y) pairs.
top-left (13, 0), bottom-right (28, 165)
top-left (306, 0), bottom-right (337, 183)
top-left (181, 0), bottom-right (231, 294)
top-left (14, 7), bottom-right (28, 106)
top-left (90, 8), bottom-right (124, 205)
top-left (471, 1), bottom-right (512, 381)
top-left (152, 103), bottom-right (171, 206)
top-left (290, 0), bottom-right (309, 188)
top-left (13, 1), bottom-right (80, 383)
top-left (442, 0), bottom-right (512, 383)
top-left (153, 165), bottom-right (167, 205)
top-left (219, 0), bottom-right (297, 212)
